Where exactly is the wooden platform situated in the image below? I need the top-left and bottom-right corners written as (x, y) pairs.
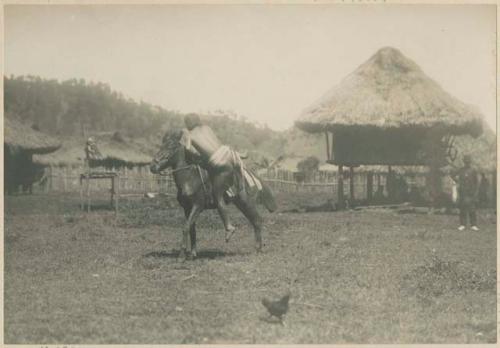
top-left (79, 171), bottom-right (120, 213)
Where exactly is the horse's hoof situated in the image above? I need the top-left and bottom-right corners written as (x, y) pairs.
top-left (225, 228), bottom-right (236, 243)
top-left (191, 250), bottom-right (197, 259)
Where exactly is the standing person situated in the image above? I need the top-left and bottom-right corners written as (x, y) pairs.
top-left (478, 173), bottom-right (489, 208)
top-left (180, 113), bottom-right (246, 241)
top-left (452, 155), bottom-right (479, 231)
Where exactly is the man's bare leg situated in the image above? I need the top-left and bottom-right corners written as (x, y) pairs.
top-left (212, 170), bottom-right (236, 241)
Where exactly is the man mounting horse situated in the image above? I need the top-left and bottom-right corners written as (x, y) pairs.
top-left (150, 127), bottom-right (277, 261)
top-left (180, 113), bottom-right (246, 242)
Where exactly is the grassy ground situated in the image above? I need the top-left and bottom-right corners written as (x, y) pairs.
top-left (4, 192), bottom-right (497, 344)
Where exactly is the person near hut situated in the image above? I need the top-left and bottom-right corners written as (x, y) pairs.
top-left (180, 113), bottom-right (246, 241)
top-left (478, 173), bottom-right (489, 208)
top-left (452, 155), bottom-right (479, 231)
top-left (85, 137), bottom-right (103, 162)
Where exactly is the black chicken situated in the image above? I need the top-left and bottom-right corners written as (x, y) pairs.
top-left (261, 291), bottom-right (291, 323)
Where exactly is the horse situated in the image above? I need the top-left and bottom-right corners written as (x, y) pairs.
top-left (150, 129), bottom-right (277, 261)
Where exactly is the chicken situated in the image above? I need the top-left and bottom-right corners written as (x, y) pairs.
top-left (261, 291), bottom-right (290, 323)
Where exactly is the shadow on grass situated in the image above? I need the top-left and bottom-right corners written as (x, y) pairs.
top-left (81, 203), bottom-right (116, 212)
top-left (259, 316), bottom-right (285, 325)
top-left (143, 249), bottom-right (242, 260)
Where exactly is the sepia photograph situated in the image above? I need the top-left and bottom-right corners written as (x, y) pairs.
top-left (2, 2), bottom-right (498, 344)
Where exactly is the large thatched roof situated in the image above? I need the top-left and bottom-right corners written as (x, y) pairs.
top-left (296, 47), bottom-right (483, 136)
top-left (33, 132), bottom-right (152, 167)
top-left (4, 116), bottom-right (61, 154)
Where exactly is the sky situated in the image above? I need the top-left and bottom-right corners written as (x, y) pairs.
top-left (4, 4), bottom-right (497, 132)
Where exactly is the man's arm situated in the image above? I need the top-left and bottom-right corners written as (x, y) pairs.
top-left (180, 129), bottom-right (201, 156)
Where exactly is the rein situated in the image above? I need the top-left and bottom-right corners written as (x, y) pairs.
top-left (159, 163), bottom-right (209, 198)
top-left (155, 144), bottom-right (209, 197)
top-left (157, 164), bottom-right (194, 176)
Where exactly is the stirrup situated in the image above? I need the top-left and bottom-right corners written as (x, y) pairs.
top-left (238, 150), bottom-right (248, 159)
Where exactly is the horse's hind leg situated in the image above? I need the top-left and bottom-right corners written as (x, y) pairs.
top-left (233, 196), bottom-right (263, 252)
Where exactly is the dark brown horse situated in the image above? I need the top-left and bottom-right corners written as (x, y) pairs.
top-left (150, 129), bottom-right (277, 261)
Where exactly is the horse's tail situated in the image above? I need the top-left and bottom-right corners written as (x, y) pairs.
top-left (238, 168), bottom-right (277, 212)
top-left (250, 172), bottom-right (277, 213)
top-left (260, 181), bottom-right (277, 213)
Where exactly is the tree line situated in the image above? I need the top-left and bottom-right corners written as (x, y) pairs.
top-left (4, 75), bottom-right (284, 157)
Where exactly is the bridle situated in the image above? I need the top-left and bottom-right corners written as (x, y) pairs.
top-left (159, 164), bottom-right (194, 176)
top-left (153, 145), bottom-right (209, 195)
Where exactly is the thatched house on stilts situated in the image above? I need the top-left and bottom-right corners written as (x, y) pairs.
top-left (296, 47), bottom-right (485, 208)
top-left (4, 116), bottom-right (61, 194)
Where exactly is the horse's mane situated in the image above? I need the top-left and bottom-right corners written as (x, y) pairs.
top-left (161, 128), bottom-right (183, 152)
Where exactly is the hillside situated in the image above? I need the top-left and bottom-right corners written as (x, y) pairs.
top-left (4, 75), bottom-right (495, 172)
top-left (4, 76), bottom-right (284, 160)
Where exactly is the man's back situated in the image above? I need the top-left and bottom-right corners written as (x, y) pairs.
top-left (187, 125), bottom-right (222, 159)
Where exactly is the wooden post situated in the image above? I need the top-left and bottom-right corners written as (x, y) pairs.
top-left (349, 166), bottom-right (355, 202)
top-left (331, 132), bottom-right (335, 163)
top-left (63, 167), bottom-right (67, 192)
top-left (49, 166), bottom-right (53, 192)
top-left (79, 174), bottom-right (84, 210)
top-left (367, 171), bottom-right (373, 202)
top-left (110, 176), bottom-right (115, 207)
top-left (44, 167), bottom-right (50, 194)
top-left (124, 167), bottom-right (128, 191)
top-left (325, 131), bottom-right (331, 161)
top-left (86, 175), bottom-right (91, 213)
top-left (114, 175), bottom-right (120, 215)
top-left (337, 165), bottom-right (344, 209)
top-left (387, 165), bottom-right (393, 201)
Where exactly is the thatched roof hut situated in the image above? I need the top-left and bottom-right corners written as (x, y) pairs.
top-left (4, 116), bottom-right (61, 154)
top-left (4, 116), bottom-right (62, 194)
top-left (296, 46), bottom-right (483, 136)
top-left (295, 47), bottom-right (486, 205)
top-left (296, 47), bottom-right (484, 166)
top-left (34, 132), bottom-right (152, 168)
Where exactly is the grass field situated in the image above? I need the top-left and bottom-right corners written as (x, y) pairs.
top-left (4, 192), bottom-right (497, 344)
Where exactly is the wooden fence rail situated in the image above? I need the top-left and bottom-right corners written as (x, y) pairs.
top-left (34, 166), bottom-right (496, 205)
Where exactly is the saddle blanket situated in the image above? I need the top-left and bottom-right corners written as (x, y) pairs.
top-left (225, 169), bottom-right (263, 197)
top-left (209, 145), bottom-right (239, 168)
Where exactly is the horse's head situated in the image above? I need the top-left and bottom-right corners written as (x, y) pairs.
top-left (150, 129), bottom-right (184, 174)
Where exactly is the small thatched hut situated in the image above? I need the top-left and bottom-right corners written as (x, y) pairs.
top-left (33, 132), bottom-right (153, 193)
top-left (34, 132), bottom-right (152, 169)
top-left (4, 116), bottom-right (61, 194)
top-left (295, 47), bottom-right (485, 206)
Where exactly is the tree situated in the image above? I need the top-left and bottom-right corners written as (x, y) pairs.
top-left (297, 156), bottom-right (320, 182)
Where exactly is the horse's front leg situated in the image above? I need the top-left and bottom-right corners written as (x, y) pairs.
top-left (180, 203), bottom-right (202, 261)
top-left (190, 223), bottom-right (197, 259)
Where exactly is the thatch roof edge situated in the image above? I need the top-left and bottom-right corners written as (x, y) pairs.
top-left (4, 116), bottom-right (62, 154)
top-left (33, 135), bottom-right (152, 167)
top-left (296, 47), bottom-right (484, 137)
